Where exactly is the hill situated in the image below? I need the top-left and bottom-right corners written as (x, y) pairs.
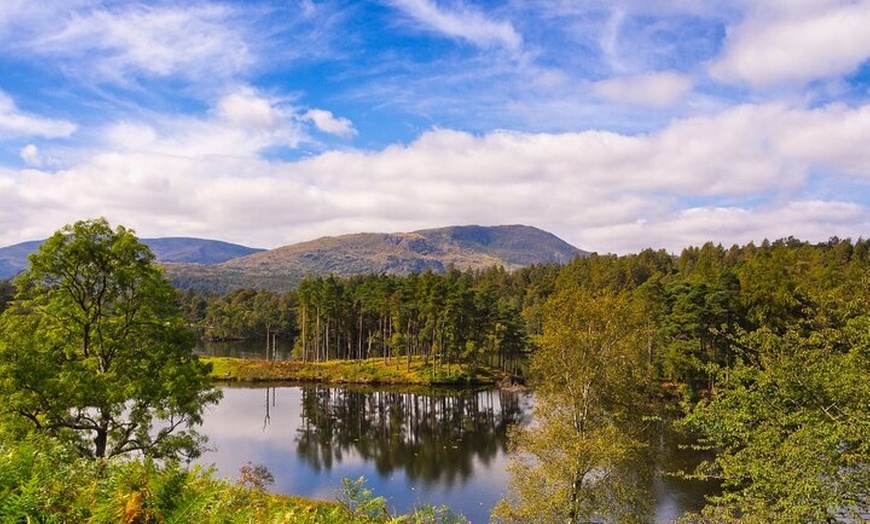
top-left (0, 237), bottom-right (264, 280)
top-left (141, 237), bottom-right (265, 264)
top-left (0, 240), bottom-right (43, 281)
top-left (164, 225), bottom-right (586, 292)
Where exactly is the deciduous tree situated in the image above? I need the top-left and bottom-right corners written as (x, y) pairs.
top-left (493, 288), bottom-right (655, 523)
top-left (683, 318), bottom-right (870, 522)
top-left (0, 219), bottom-right (221, 460)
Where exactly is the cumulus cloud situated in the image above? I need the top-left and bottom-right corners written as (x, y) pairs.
top-left (19, 144), bottom-right (41, 166)
top-left (0, 92), bottom-right (76, 138)
top-left (96, 88), bottom-right (358, 159)
top-left (591, 200), bottom-right (866, 254)
top-left (217, 89), bottom-right (283, 128)
top-left (591, 71), bottom-right (694, 107)
top-left (389, 0), bottom-right (523, 53)
top-left (1, 101), bottom-right (868, 253)
top-left (710, 0), bottom-right (870, 86)
top-left (301, 109), bottom-right (357, 138)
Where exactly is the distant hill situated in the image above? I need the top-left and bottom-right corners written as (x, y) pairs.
top-left (164, 225), bottom-right (587, 292)
top-left (0, 237), bottom-right (264, 280)
top-left (141, 238), bottom-right (265, 265)
top-left (0, 240), bottom-right (43, 281)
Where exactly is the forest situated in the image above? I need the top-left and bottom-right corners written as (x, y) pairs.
top-left (1, 232), bottom-right (868, 522)
top-left (176, 236), bottom-right (870, 521)
top-left (181, 236), bottom-right (867, 397)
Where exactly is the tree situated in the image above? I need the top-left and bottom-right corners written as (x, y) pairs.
top-left (493, 288), bottom-right (655, 523)
top-left (683, 317), bottom-right (870, 522)
top-left (0, 219), bottom-right (221, 460)
top-left (0, 280), bottom-right (14, 314)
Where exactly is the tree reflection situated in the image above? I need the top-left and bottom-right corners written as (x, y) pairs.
top-left (294, 386), bottom-right (528, 485)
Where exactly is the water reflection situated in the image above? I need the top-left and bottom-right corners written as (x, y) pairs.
top-left (649, 422), bottom-right (720, 521)
top-left (199, 385), bottom-right (530, 524)
top-left (198, 385), bottom-right (714, 523)
top-left (295, 386), bottom-right (526, 485)
top-left (195, 336), bottom-right (294, 360)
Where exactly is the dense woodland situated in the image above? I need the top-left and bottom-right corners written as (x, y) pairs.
top-left (177, 236), bottom-right (869, 396)
top-left (177, 236), bottom-right (870, 521)
top-left (2, 234), bottom-right (868, 521)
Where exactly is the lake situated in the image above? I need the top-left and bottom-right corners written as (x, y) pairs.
top-left (196, 337), bottom-right (295, 360)
top-left (198, 384), bottom-right (716, 523)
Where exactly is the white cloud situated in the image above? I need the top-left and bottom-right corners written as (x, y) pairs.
top-left (773, 103), bottom-right (870, 176)
top-left (710, 0), bottom-right (870, 86)
top-left (301, 109), bottom-right (357, 138)
top-left (217, 89), bottom-right (283, 129)
top-left (575, 200), bottom-right (867, 254)
top-left (6, 3), bottom-right (254, 84)
top-left (592, 71), bottom-right (694, 107)
top-left (19, 144), bottom-right (41, 166)
top-left (0, 92), bottom-right (76, 138)
top-left (389, 0), bottom-right (522, 53)
top-left (99, 88), bottom-right (319, 158)
top-left (1, 101), bottom-right (868, 253)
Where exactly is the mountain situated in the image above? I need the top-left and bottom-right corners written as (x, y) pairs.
top-left (164, 225), bottom-right (586, 292)
top-left (141, 238), bottom-right (265, 265)
top-left (0, 237), bottom-right (264, 280)
top-left (0, 240), bottom-right (43, 281)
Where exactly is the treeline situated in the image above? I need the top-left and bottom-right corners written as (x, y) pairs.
top-left (179, 266), bottom-right (548, 375)
top-left (492, 237), bottom-right (870, 522)
top-left (175, 236), bottom-right (869, 392)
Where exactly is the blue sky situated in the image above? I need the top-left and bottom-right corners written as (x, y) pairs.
top-left (0, 0), bottom-right (868, 253)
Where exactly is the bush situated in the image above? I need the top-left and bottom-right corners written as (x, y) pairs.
top-left (0, 438), bottom-right (467, 523)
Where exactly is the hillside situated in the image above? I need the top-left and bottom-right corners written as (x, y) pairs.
top-left (0, 238), bottom-right (263, 280)
top-left (164, 225), bottom-right (586, 292)
top-left (142, 237), bottom-right (264, 264)
top-left (0, 240), bottom-right (43, 281)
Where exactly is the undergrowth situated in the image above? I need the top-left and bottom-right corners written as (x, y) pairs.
top-left (0, 437), bottom-right (467, 523)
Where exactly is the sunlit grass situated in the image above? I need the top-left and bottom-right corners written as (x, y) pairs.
top-left (202, 355), bottom-right (504, 386)
top-left (0, 438), bottom-right (467, 523)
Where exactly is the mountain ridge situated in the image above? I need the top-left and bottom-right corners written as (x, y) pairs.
top-left (1, 225), bottom-right (586, 292)
top-left (166, 224), bottom-right (586, 292)
top-left (0, 237), bottom-right (264, 280)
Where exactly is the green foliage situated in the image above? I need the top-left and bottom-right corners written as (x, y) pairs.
top-left (238, 461), bottom-right (275, 491)
top-left (0, 280), bottom-right (13, 314)
top-left (338, 477), bottom-right (391, 521)
top-left (493, 289), bottom-right (656, 523)
top-left (337, 477), bottom-right (468, 524)
top-left (13, 226), bottom-right (863, 520)
top-left (202, 288), bottom-right (295, 343)
top-left (293, 269), bottom-right (533, 379)
top-left (0, 438), bottom-right (466, 523)
top-left (683, 319), bottom-right (870, 522)
top-left (204, 355), bottom-right (501, 386)
top-left (0, 218), bottom-right (220, 460)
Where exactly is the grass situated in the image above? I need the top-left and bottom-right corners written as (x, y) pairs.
top-left (203, 355), bottom-right (507, 386)
top-left (0, 438), bottom-right (468, 523)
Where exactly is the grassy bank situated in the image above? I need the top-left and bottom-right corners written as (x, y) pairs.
top-left (0, 438), bottom-right (466, 523)
top-left (202, 355), bottom-right (509, 386)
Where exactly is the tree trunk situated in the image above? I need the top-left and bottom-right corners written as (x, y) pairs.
top-left (94, 412), bottom-right (109, 458)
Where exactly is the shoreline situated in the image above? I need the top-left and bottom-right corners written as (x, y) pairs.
top-left (201, 355), bottom-right (522, 387)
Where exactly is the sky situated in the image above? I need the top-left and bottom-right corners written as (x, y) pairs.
top-left (1, 0), bottom-right (869, 254)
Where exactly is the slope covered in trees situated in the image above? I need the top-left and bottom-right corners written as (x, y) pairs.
top-left (183, 236), bottom-right (869, 392)
top-left (182, 236), bottom-right (870, 520)
top-left (3, 228), bottom-right (868, 521)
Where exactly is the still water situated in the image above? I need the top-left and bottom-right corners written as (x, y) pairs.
top-left (195, 337), bottom-right (294, 360)
top-left (198, 385), bottom-right (715, 523)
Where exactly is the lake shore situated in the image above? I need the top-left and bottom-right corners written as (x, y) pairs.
top-left (201, 355), bottom-right (518, 386)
